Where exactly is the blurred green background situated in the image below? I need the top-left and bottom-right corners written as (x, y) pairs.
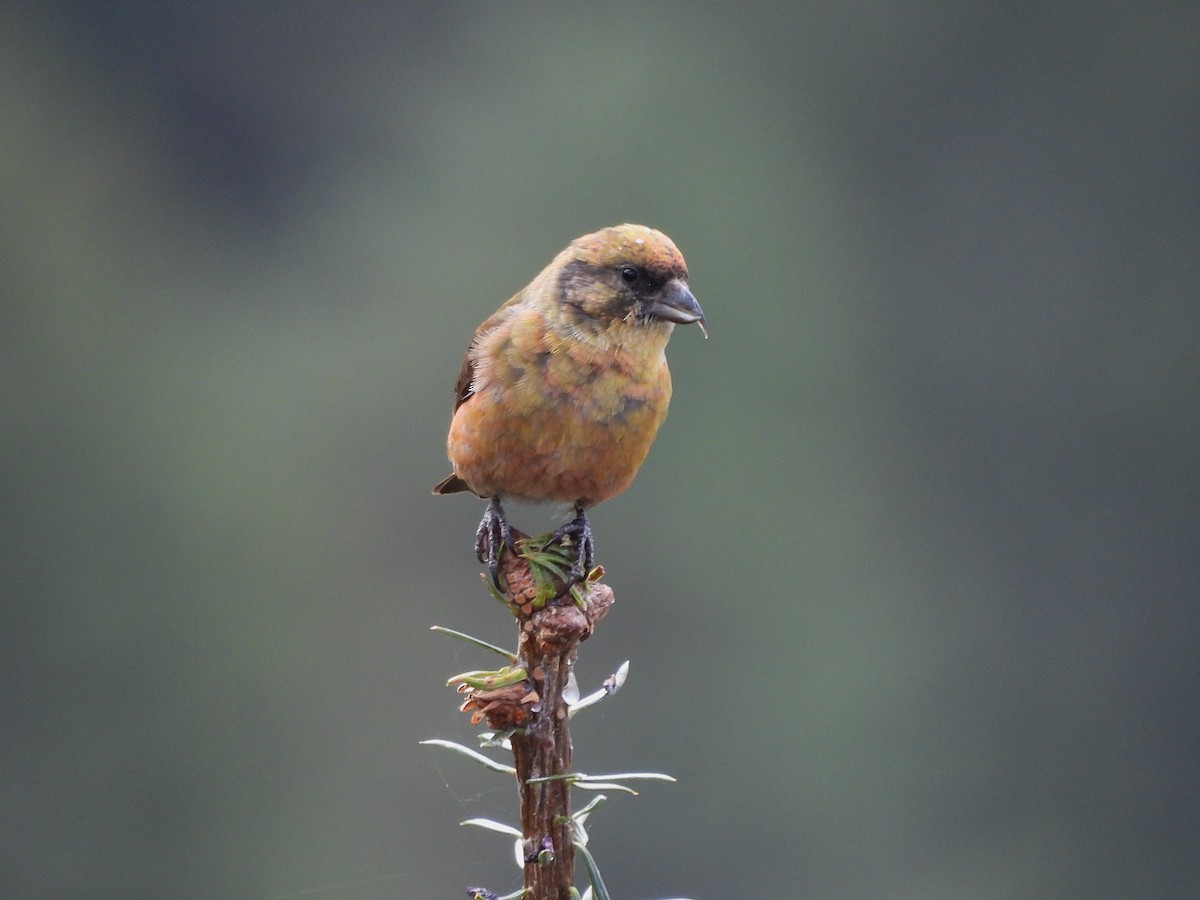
top-left (4, 4), bottom-right (1197, 898)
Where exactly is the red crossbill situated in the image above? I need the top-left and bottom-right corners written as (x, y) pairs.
top-left (433, 223), bottom-right (707, 585)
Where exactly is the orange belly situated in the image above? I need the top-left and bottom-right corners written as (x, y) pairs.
top-left (447, 372), bottom-right (670, 505)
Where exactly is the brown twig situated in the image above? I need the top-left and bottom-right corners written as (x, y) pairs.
top-left (458, 530), bottom-right (614, 899)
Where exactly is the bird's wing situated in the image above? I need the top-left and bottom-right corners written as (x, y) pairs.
top-left (450, 289), bottom-right (524, 412)
top-left (433, 290), bottom-right (526, 497)
top-left (449, 345), bottom-right (476, 412)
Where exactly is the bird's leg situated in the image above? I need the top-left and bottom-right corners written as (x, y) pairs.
top-left (552, 503), bottom-right (594, 592)
top-left (476, 498), bottom-right (516, 588)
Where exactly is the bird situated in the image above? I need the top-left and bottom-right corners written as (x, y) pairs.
top-left (433, 223), bottom-right (707, 589)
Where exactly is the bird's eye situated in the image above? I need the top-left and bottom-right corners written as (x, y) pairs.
top-left (620, 266), bottom-right (639, 284)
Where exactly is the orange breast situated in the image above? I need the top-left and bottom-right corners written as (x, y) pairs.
top-left (447, 321), bottom-right (673, 505)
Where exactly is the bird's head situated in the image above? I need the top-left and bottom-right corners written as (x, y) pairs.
top-left (553, 224), bottom-right (708, 339)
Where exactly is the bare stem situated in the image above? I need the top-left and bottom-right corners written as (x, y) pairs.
top-left (511, 623), bottom-right (577, 895)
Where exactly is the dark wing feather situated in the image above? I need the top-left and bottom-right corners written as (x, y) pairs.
top-left (450, 342), bottom-right (476, 412)
top-left (431, 345), bottom-right (478, 494)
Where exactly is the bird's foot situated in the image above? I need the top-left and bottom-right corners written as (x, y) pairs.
top-left (475, 498), bottom-right (517, 589)
top-left (551, 505), bottom-right (594, 596)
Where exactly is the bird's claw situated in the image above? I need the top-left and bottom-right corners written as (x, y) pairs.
top-left (551, 505), bottom-right (594, 598)
top-left (476, 499), bottom-right (517, 589)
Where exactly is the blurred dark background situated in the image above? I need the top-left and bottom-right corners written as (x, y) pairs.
top-left (3, 4), bottom-right (1197, 898)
